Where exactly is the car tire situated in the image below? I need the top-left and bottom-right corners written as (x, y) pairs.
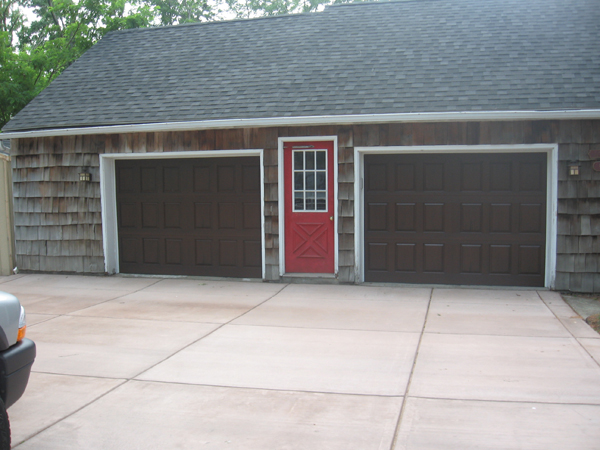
top-left (0, 398), bottom-right (10, 450)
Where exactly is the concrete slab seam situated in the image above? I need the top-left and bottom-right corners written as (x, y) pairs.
top-left (28, 369), bottom-right (129, 382)
top-left (0, 274), bottom-right (26, 285)
top-left (25, 314), bottom-right (57, 327)
top-left (131, 283), bottom-right (292, 381)
top-left (12, 378), bottom-right (129, 448)
top-left (408, 394), bottom-right (600, 408)
top-left (127, 378), bottom-right (407, 399)
top-left (22, 277), bottom-right (166, 331)
top-left (536, 290), bottom-right (600, 370)
top-left (226, 322), bottom-right (425, 334)
top-left (55, 277), bottom-right (165, 319)
top-left (389, 287), bottom-right (434, 450)
top-left (422, 331), bottom-right (580, 339)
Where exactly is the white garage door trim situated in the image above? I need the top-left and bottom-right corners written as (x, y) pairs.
top-left (354, 144), bottom-right (558, 288)
top-left (100, 149), bottom-right (265, 278)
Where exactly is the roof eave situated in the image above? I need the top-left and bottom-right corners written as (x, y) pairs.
top-left (3, 109), bottom-right (600, 140)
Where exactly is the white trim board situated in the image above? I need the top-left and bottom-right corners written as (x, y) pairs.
top-left (278, 136), bottom-right (339, 277)
top-left (353, 144), bottom-right (559, 288)
top-left (99, 149), bottom-right (265, 278)
top-left (4, 109), bottom-right (600, 139)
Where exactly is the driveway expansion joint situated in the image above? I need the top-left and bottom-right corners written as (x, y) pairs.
top-left (389, 287), bottom-right (434, 450)
top-left (130, 283), bottom-right (291, 381)
top-left (406, 395), bottom-right (600, 407)
top-left (128, 378), bottom-right (407, 399)
top-left (537, 291), bottom-right (600, 369)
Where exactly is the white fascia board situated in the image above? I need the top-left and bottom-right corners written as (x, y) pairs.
top-left (354, 144), bottom-right (557, 154)
top-left (99, 149), bottom-right (261, 159)
top-left (3, 109), bottom-right (600, 139)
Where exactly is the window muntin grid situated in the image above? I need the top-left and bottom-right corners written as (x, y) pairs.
top-left (293, 149), bottom-right (327, 212)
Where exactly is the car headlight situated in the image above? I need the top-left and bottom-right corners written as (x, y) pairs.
top-left (17, 306), bottom-right (26, 342)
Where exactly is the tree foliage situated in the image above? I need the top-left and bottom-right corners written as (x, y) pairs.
top-left (0, 0), bottom-right (35, 127)
top-left (151, 0), bottom-right (217, 25)
top-left (225, 0), bottom-right (358, 19)
top-left (1, 0), bottom-right (370, 129)
top-left (1, 0), bottom-right (156, 128)
top-left (17, 0), bottom-right (155, 94)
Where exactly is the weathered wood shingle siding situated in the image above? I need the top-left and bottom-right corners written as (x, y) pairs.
top-left (11, 119), bottom-right (600, 292)
top-left (12, 136), bottom-right (103, 272)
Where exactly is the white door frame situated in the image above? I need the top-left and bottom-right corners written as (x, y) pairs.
top-left (354, 144), bottom-right (559, 288)
top-left (99, 149), bottom-right (265, 278)
top-left (278, 136), bottom-right (339, 276)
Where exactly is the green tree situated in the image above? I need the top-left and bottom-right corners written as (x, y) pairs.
top-left (1, 0), bottom-right (25, 40)
top-left (0, 0), bottom-right (37, 127)
top-left (0, 34), bottom-right (36, 127)
top-left (150, 0), bottom-right (217, 25)
top-left (1, 0), bottom-right (154, 128)
top-left (19, 0), bottom-right (154, 83)
top-left (225, 0), bottom-right (368, 19)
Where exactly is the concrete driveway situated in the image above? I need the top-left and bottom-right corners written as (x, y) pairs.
top-left (1, 274), bottom-right (599, 449)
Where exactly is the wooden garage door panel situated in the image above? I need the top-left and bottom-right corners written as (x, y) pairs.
top-left (116, 157), bottom-right (262, 278)
top-left (364, 153), bottom-right (547, 287)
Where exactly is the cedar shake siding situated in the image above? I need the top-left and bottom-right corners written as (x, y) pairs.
top-left (12, 136), bottom-right (103, 273)
top-left (10, 119), bottom-right (600, 292)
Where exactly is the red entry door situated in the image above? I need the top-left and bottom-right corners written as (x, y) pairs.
top-left (284, 141), bottom-right (335, 273)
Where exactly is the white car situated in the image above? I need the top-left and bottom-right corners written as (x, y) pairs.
top-left (0, 292), bottom-right (36, 449)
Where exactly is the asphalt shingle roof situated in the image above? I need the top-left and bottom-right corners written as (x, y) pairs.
top-left (4, 0), bottom-right (600, 132)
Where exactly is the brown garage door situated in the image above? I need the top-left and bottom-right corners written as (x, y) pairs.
top-left (364, 153), bottom-right (547, 286)
top-left (116, 157), bottom-right (262, 278)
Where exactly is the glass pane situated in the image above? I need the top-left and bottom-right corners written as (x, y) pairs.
top-left (305, 172), bottom-right (315, 190)
top-left (294, 172), bottom-right (303, 190)
top-left (316, 172), bottom-right (326, 190)
top-left (316, 192), bottom-right (326, 210)
top-left (294, 192), bottom-right (304, 210)
top-left (305, 151), bottom-right (315, 170)
top-left (294, 151), bottom-right (303, 170)
top-left (316, 151), bottom-right (326, 170)
top-left (306, 192), bottom-right (315, 210)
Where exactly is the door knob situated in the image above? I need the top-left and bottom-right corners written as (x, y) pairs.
top-left (330, 216), bottom-right (334, 221)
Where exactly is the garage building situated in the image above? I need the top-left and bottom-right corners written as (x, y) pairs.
top-left (2, 0), bottom-right (600, 292)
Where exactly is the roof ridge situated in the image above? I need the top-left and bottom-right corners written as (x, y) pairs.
top-left (105, 9), bottom-right (316, 36)
top-left (106, 0), bottom-right (429, 37)
top-left (326, 0), bottom-right (441, 9)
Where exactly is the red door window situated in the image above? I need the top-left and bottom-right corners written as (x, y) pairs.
top-left (284, 141), bottom-right (335, 273)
